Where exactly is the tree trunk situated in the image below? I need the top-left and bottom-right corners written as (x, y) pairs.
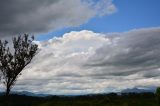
top-left (5, 87), bottom-right (10, 106)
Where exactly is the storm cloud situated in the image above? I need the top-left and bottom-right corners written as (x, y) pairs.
top-left (86, 28), bottom-right (160, 77)
top-left (0, 27), bottom-right (157, 95)
top-left (0, 0), bottom-right (116, 37)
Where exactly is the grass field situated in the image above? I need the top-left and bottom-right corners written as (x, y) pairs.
top-left (0, 92), bottom-right (159, 106)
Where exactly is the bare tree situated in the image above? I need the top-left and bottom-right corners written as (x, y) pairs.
top-left (0, 34), bottom-right (38, 106)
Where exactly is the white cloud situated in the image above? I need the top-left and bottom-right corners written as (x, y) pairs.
top-left (1, 27), bottom-right (160, 95)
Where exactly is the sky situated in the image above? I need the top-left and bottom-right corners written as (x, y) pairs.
top-left (37, 0), bottom-right (160, 40)
top-left (0, 0), bottom-right (160, 95)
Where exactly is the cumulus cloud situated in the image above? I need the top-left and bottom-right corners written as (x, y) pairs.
top-left (1, 27), bottom-right (160, 95)
top-left (5, 27), bottom-right (159, 94)
top-left (0, 0), bottom-right (116, 37)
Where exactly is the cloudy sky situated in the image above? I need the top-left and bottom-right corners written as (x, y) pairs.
top-left (0, 0), bottom-right (160, 95)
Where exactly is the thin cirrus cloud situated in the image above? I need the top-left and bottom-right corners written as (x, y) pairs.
top-left (8, 27), bottom-right (160, 95)
top-left (0, 0), bottom-right (116, 37)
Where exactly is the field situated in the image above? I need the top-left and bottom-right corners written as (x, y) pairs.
top-left (0, 93), bottom-right (159, 106)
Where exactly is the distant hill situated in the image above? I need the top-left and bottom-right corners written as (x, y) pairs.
top-left (14, 91), bottom-right (51, 97)
top-left (121, 87), bottom-right (156, 94)
top-left (0, 87), bottom-right (157, 97)
top-left (0, 91), bottom-right (50, 97)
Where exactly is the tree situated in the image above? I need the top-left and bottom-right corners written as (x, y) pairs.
top-left (156, 87), bottom-right (160, 105)
top-left (0, 34), bottom-right (38, 106)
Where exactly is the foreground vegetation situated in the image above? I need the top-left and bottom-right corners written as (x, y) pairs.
top-left (0, 92), bottom-right (159, 106)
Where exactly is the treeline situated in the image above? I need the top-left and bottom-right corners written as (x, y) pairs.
top-left (0, 92), bottom-right (159, 106)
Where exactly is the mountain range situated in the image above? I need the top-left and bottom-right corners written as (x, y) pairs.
top-left (0, 87), bottom-right (157, 97)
